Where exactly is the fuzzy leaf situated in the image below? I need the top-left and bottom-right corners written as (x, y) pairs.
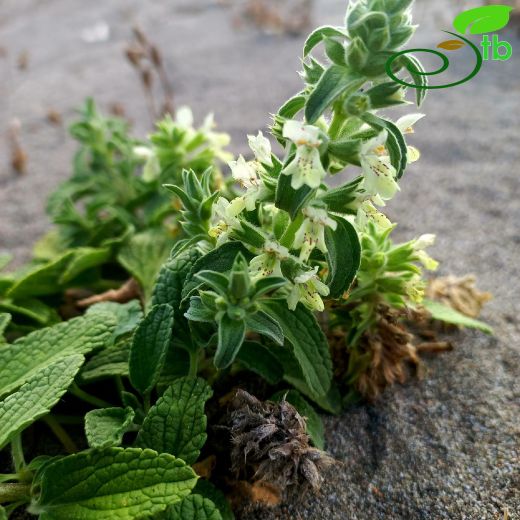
top-left (259, 300), bottom-right (332, 398)
top-left (32, 448), bottom-right (198, 520)
top-left (216, 315), bottom-right (246, 369)
top-left (164, 494), bottom-right (222, 520)
top-left (398, 53), bottom-right (428, 107)
top-left (129, 304), bottom-right (174, 395)
top-left (245, 311), bottom-right (284, 346)
top-left (272, 390), bottom-right (325, 450)
top-left (303, 25), bottom-right (347, 57)
top-left (0, 313), bottom-right (115, 397)
top-left (325, 216), bottom-right (361, 298)
top-left (85, 407), bottom-right (135, 448)
top-left (182, 243), bottom-right (252, 302)
top-left (0, 355), bottom-right (84, 449)
top-left (117, 230), bottom-right (172, 302)
top-left (237, 341), bottom-right (284, 385)
top-left (0, 298), bottom-right (60, 326)
top-left (305, 65), bottom-right (362, 123)
top-left (0, 313), bottom-right (11, 341)
top-left (423, 299), bottom-right (493, 334)
top-left (137, 377), bottom-right (213, 465)
top-left (453, 5), bottom-right (512, 35)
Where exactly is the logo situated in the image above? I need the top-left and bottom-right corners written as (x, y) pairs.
top-left (386, 5), bottom-right (513, 90)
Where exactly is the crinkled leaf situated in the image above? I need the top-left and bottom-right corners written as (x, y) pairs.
top-left (137, 377), bottom-right (213, 465)
top-left (117, 230), bottom-right (173, 302)
top-left (165, 494), bottom-right (222, 520)
top-left (0, 313), bottom-right (11, 341)
top-left (0, 313), bottom-right (115, 397)
top-left (7, 252), bottom-right (74, 298)
top-left (325, 216), bottom-right (361, 298)
top-left (259, 300), bottom-right (332, 398)
top-left (80, 340), bottom-right (130, 383)
top-left (153, 248), bottom-right (202, 309)
top-left (32, 448), bottom-right (198, 520)
top-left (272, 390), bottom-right (325, 450)
top-left (453, 5), bottom-right (512, 35)
top-left (87, 300), bottom-right (143, 341)
top-left (0, 355), bottom-right (84, 449)
top-left (423, 299), bottom-right (493, 334)
top-left (236, 341), bottom-right (284, 385)
top-left (85, 407), bottom-right (135, 448)
top-left (129, 304), bottom-right (174, 395)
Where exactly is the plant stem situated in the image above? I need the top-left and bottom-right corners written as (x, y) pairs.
top-left (328, 104), bottom-right (345, 139)
top-left (42, 416), bottom-right (78, 454)
top-left (143, 392), bottom-right (151, 415)
top-left (188, 350), bottom-right (199, 378)
top-left (0, 483), bottom-right (31, 505)
top-left (70, 383), bottom-right (112, 409)
top-left (115, 376), bottom-right (125, 400)
top-left (10, 435), bottom-right (25, 473)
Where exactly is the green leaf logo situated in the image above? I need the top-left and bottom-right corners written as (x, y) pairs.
top-left (453, 5), bottom-right (513, 35)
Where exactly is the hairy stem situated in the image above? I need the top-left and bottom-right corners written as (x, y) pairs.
top-left (0, 483), bottom-right (31, 505)
top-left (42, 416), bottom-right (78, 454)
top-left (10, 435), bottom-right (25, 473)
top-left (70, 383), bottom-right (112, 409)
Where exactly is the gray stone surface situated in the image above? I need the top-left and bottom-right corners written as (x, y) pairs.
top-left (0, 0), bottom-right (518, 518)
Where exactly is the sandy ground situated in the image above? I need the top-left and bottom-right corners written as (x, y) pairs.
top-left (0, 0), bottom-right (519, 518)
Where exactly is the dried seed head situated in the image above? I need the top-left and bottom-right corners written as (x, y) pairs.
top-left (141, 68), bottom-right (153, 89)
top-left (227, 390), bottom-right (333, 493)
top-left (125, 46), bottom-right (143, 67)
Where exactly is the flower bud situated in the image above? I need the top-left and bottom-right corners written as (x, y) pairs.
top-left (346, 37), bottom-right (370, 71)
top-left (344, 93), bottom-right (371, 117)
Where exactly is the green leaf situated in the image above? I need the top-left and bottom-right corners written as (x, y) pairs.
top-left (0, 298), bottom-right (60, 326)
top-left (236, 341), bottom-right (284, 385)
top-left (319, 177), bottom-right (363, 213)
top-left (453, 5), bottom-right (512, 35)
top-left (182, 243), bottom-right (252, 302)
top-left (325, 216), bottom-right (361, 298)
top-left (165, 494), bottom-right (222, 520)
top-left (0, 355), bottom-right (84, 449)
top-left (303, 25), bottom-right (347, 57)
top-left (259, 300), bottom-right (332, 398)
top-left (87, 301), bottom-right (143, 341)
top-left (129, 304), bottom-right (174, 395)
top-left (0, 313), bottom-right (115, 397)
top-left (245, 311), bottom-right (284, 346)
top-left (137, 377), bottom-right (213, 465)
top-left (422, 299), bottom-right (493, 334)
top-left (0, 313), bottom-right (11, 340)
top-left (305, 65), bottom-right (362, 123)
top-left (398, 53), bottom-right (428, 107)
top-left (59, 247), bottom-right (111, 284)
top-left (7, 252), bottom-right (75, 298)
top-left (153, 248), bottom-right (201, 309)
top-left (272, 390), bottom-right (325, 450)
top-left (275, 173), bottom-right (315, 219)
top-left (32, 448), bottom-right (198, 520)
top-left (216, 315), bottom-right (246, 369)
top-left (85, 407), bottom-right (135, 448)
top-left (80, 340), bottom-right (130, 383)
top-left (117, 230), bottom-right (173, 302)
top-left (193, 481), bottom-right (234, 520)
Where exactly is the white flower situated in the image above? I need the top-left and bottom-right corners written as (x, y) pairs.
top-left (356, 200), bottom-right (392, 231)
top-left (133, 146), bottom-right (160, 182)
top-left (395, 113), bottom-right (425, 134)
top-left (360, 131), bottom-right (400, 202)
top-left (175, 106), bottom-right (194, 129)
top-left (201, 112), bottom-right (233, 163)
top-left (249, 240), bottom-right (290, 282)
top-left (208, 197), bottom-right (243, 245)
top-left (287, 267), bottom-right (330, 312)
top-left (248, 131), bottom-right (273, 166)
top-left (293, 207), bottom-right (337, 261)
top-left (281, 120), bottom-right (326, 190)
top-left (413, 233), bottom-right (439, 271)
top-left (228, 156), bottom-right (266, 212)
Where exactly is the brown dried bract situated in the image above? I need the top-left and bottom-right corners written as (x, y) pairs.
top-left (226, 390), bottom-right (333, 495)
top-left (356, 307), bottom-right (421, 401)
top-left (76, 278), bottom-right (140, 308)
top-left (426, 275), bottom-right (492, 318)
